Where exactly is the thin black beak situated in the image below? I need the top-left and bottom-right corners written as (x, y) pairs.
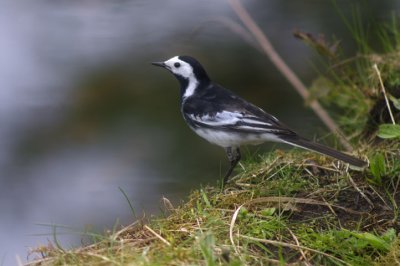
top-left (151, 61), bottom-right (166, 68)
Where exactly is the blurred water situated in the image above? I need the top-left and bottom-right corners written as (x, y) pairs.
top-left (0, 0), bottom-right (399, 264)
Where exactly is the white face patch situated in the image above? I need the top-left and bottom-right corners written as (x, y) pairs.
top-left (163, 56), bottom-right (198, 99)
top-left (164, 56), bottom-right (193, 79)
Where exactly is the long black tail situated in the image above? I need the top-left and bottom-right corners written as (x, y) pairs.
top-left (282, 137), bottom-right (367, 168)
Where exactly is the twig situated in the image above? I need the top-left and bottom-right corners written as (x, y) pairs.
top-left (287, 228), bottom-right (311, 266)
top-left (321, 196), bottom-right (337, 216)
top-left (240, 235), bottom-right (351, 265)
top-left (245, 196), bottom-right (365, 215)
top-left (144, 225), bottom-right (171, 246)
top-left (373, 64), bottom-right (396, 124)
top-left (227, 0), bottom-right (353, 151)
top-left (229, 204), bottom-right (244, 255)
top-left (112, 220), bottom-right (140, 241)
top-left (81, 252), bottom-right (118, 264)
top-left (300, 163), bottom-right (342, 173)
top-left (347, 173), bottom-right (374, 207)
top-left (196, 218), bottom-right (203, 234)
top-left (367, 184), bottom-right (388, 207)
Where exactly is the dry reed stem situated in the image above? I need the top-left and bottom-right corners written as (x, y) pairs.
top-left (347, 173), bottom-right (374, 207)
top-left (245, 196), bottom-right (365, 215)
top-left (373, 63), bottom-right (396, 124)
top-left (144, 225), bottom-right (171, 246)
top-left (229, 204), bottom-right (244, 255)
top-left (227, 0), bottom-right (353, 151)
top-left (287, 228), bottom-right (312, 266)
top-left (112, 220), bottom-right (140, 240)
top-left (81, 252), bottom-right (118, 264)
top-left (240, 235), bottom-right (351, 265)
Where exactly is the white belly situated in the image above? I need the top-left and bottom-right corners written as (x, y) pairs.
top-left (192, 128), bottom-right (282, 148)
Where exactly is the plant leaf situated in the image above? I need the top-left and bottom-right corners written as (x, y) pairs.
top-left (261, 208), bottom-right (276, 216)
top-left (199, 233), bottom-right (216, 266)
top-left (349, 231), bottom-right (391, 251)
top-left (382, 228), bottom-right (396, 243)
top-left (389, 94), bottom-right (400, 110)
top-left (293, 29), bottom-right (340, 59)
top-left (369, 153), bottom-right (385, 185)
top-left (377, 124), bottom-right (400, 139)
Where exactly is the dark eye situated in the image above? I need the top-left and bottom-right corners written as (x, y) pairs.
top-left (174, 62), bottom-right (181, 68)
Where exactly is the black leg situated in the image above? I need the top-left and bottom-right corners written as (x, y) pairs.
top-left (223, 147), bottom-right (241, 185)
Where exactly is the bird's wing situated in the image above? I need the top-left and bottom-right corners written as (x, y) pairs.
top-left (185, 110), bottom-right (294, 136)
top-left (182, 86), bottom-right (297, 138)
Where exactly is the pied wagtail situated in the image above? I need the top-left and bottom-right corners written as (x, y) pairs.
top-left (152, 56), bottom-right (367, 185)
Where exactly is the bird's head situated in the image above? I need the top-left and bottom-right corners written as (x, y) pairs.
top-left (152, 55), bottom-right (210, 83)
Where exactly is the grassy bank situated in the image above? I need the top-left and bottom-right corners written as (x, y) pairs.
top-left (28, 139), bottom-right (399, 265)
top-left (27, 18), bottom-right (400, 266)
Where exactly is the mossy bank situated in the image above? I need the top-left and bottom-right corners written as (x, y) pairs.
top-left (27, 17), bottom-right (400, 266)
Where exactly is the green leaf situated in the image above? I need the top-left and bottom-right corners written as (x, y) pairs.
top-left (261, 208), bottom-right (276, 216)
top-left (200, 189), bottom-right (211, 208)
top-left (199, 233), bottom-right (216, 266)
top-left (349, 231), bottom-right (391, 251)
top-left (382, 228), bottom-right (396, 243)
top-left (369, 153), bottom-right (386, 185)
top-left (239, 207), bottom-right (249, 219)
top-left (377, 124), bottom-right (400, 139)
top-left (389, 94), bottom-right (400, 110)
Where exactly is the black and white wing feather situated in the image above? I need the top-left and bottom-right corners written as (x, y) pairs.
top-left (182, 83), bottom-right (297, 138)
top-left (185, 110), bottom-right (294, 136)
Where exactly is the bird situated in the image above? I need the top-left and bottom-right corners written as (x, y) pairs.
top-left (152, 55), bottom-right (367, 185)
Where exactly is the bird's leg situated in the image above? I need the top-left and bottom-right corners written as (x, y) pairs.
top-left (223, 147), bottom-right (241, 185)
